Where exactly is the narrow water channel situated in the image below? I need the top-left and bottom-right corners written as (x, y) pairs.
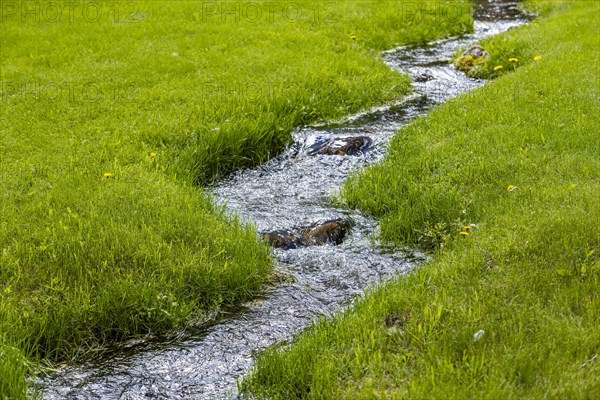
top-left (39, 2), bottom-right (529, 398)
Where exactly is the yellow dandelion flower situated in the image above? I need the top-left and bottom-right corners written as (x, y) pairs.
top-left (507, 185), bottom-right (518, 192)
top-left (463, 226), bottom-right (473, 231)
top-left (494, 65), bottom-right (504, 71)
top-left (509, 57), bottom-right (519, 63)
top-left (459, 231), bottom-right (469, 236)
top-left (148, 151), bottom-right (157, 158)
top-left (534, 55), bottom-right (542, 61)
top-left (350, 35), bottom-right (357, 40)
top-left (103, 172), bottom-right (114, 178)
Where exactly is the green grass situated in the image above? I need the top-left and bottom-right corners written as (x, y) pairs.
top-left (0, 1), bottom-right (472, 397)
top-left (242, 1), bottom-right (600, 398)
top-left (0, 340), bottom-right (29, 400)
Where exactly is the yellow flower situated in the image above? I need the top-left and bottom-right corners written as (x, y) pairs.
top-left (463, 226), bottom-right (473, 231)
top-left (350, 35), bottom-right (357, 40)
top-left (509, 58), bottom-right (519, 63)
top-left (507, 185), bottom-right (518, 192)
top-left (148, 151), bottom-right (157, 158)
top-left (494, 65), bottom-right (504, 71)
top-left (459, 231), bottom-right (469, 236)
top-left (103, 172), bottom-right (114, 178)
top-left (534, 55), bottom-right (542, 61)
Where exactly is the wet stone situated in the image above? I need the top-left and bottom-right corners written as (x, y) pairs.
top-left (414, 72), bottom-right (434, 82)
top-left (462, 45), bottom-right (490, 59)
top-left (263, 230), bottom-right (304, 250)
top-left (308, 136), bottom-right (372, 156)
top-left (302, 219), bottom-right (350, 246)
top-left (264, 219), bottom-right (351, 249)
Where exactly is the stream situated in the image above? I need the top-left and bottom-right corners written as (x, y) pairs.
top-left (39, 1), bottom-right (529, 398)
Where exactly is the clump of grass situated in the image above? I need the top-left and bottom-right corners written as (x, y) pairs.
top-left (1, 173), bottom-right (274, 359)
top-left (242, 1), bottom-right (600, 398)
top-left (468, 31), bottom-right (534, 79)
top-left (0, 340), bottom-right (29, 400)
top-left (453, 51), bottom-right (489, 77)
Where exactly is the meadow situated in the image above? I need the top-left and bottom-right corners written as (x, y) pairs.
top-left (0, 1), bottom-right (472, 397)
top-left (243, 0), bottom-right (600, 398)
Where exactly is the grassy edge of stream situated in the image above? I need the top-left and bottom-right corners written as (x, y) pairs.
top-left (242, 1), bottom-right (600, 398)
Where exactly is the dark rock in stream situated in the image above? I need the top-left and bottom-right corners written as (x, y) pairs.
top-left (462, 44), bottom-right (490, 59)
top-left (264, 219), bottom-right (351, 249)
top-left (308, 136), bottom-right (372, 156)
top-left (302, 219), bottom-right (350, 246)
top-left (414, 72), bottom-right (435, 82)
top-left (263, 230), bottom-right (305, 250)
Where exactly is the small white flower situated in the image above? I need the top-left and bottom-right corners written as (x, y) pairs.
top-left (473, 329), bottom-right (485, 342)
top-left (171, 52), bottom-right (180, 57)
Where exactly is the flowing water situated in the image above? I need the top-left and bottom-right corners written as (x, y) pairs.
top-left (39, 2), bottom-right (529, 398)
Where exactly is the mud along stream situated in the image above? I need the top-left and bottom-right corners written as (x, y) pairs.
top-left (39, 2), bottom-right (528, 398)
